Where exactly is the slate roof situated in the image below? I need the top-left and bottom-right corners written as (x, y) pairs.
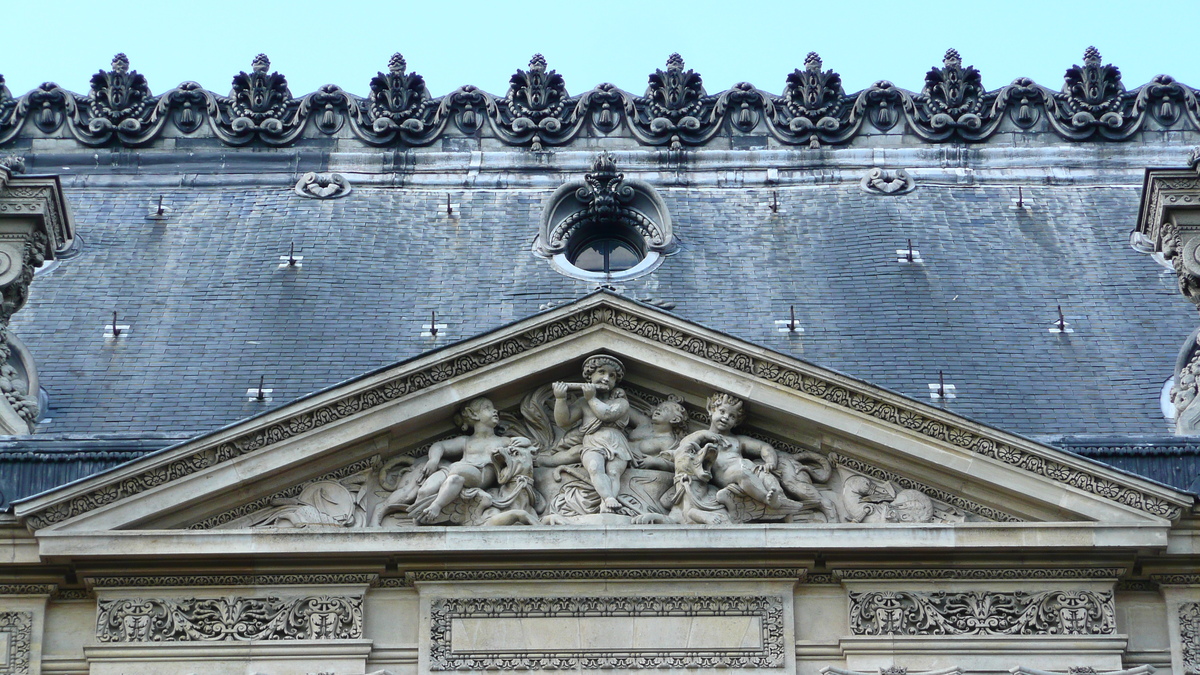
top-left (1, 141), bottom-right (1197, 506)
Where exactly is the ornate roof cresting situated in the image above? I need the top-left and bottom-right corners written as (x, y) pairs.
top-left (2, 48), bottom-right (1199, 149)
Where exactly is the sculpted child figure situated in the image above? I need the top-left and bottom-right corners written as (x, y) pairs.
top-left (537, 355), bottom-right (633, 513)
top-left (405, 397), bottom-right (507, 524)
top-left (679, 392), bottom-right (784, 508)
top-left (628, 395), bottom-right (689, 471)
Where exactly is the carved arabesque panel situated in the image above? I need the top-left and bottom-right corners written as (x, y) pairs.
top-left (849, 590), bottom-right (1115, 636)
top-left (1181, 602), bottom-right (1200, 674)
top-left (95, 595), bottom-right (362, 642)
top-left (0, 612), bottom-right (32, 675)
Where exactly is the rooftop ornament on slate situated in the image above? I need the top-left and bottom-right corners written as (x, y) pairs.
top-left (3, 47), bottom-right (1192, 150)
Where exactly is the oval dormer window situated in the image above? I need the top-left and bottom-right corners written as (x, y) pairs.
top-left (535, 152), bottom-right (674, 282)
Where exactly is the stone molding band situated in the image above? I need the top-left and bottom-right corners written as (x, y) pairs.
top-left (834, 568), bottom-right (1125, 580)
top-left (406, 568), bottom-right (805, 583)
top-left (21, 299), bottom-right (1185, 529)
top-left (85, 573), bottom-right (378, 588)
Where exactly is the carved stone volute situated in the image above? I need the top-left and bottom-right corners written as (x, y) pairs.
top-left (0, 165), bottom-right (74, 433)
top-left (1134, 155), bottom-right (1200, 433)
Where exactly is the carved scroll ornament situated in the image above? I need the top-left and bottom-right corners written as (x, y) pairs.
top-left (96, 595), bottom-right (362, 642)
top-left (849, 590), bottom-right (1115, 636)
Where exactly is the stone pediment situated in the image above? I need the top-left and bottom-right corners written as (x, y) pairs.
top-left (14, 293), bottom-right (1190, 544)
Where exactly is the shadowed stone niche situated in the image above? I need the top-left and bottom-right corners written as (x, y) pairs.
top-left (0, 160), bottom-right (74, 434)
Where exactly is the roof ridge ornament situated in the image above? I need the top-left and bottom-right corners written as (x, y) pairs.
top-left (0, 49), bottom-right (1197, 149)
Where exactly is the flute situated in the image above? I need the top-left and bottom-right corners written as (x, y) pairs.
top-left (555, 382), bottom-right (591, 390)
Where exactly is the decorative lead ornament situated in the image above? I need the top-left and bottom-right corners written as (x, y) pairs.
top-left (646, 53), bottom-right (704, 124)
top-left (0, 75), bottom-right (17, 143)
top-left (632, 53), bottom-right (715, 149)
top-left (367, 53), bottom-right (430, 132)
top-left (87, 53), bottom-right (152, 131)
top-left (782, 52), bottom-right (847, 139)
top-left (294, 172), bottom-right (351, 199)
top-left (918, 49), bottom-right (986, 131)
top-left (500, 54), bottom-right (574, 151)
top-left (1056, 46), bottom-right (1127, 130)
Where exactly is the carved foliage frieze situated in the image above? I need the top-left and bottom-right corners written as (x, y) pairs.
top-left (429, 595), bottom-right (785, 670)
top-left (95, 595), bottom-right (362, 642)
top-left (849, 590), bottom-right (1115, 636)
top-left (0, 612), bottom-right (31, 675)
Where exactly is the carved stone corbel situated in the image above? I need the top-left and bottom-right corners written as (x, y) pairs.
top-left (0, 161), bottom-right (74, 433)
top-left (1133, 153), bottom-right (1200, 434)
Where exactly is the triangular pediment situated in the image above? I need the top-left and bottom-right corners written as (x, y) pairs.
top-left (15, 293), bottom-right (1191, 544)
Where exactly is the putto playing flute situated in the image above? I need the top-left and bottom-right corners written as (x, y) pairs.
top-left (536, 355), bottom-right (632, 513)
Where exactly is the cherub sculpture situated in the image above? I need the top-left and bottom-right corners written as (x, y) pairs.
top-left (536, 355), bottom-right (632, 513)
top-left (628, 394), bottom-right (689, 471)
top-left (392, 397), bottom-right (510, 524)
top-left (678, 392), bottom-right (784, 509)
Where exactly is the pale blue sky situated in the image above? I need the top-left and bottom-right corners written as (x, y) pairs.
top-left (1, 0), bottom-right (1197, 98)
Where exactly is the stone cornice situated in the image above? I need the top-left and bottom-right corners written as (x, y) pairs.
top-left (833, 568), bottom-right (1124, 580)
top-left (405, 568), bottom-right (805, 583)
top-left (14, 294), bottom-right (1192, 528)
top-left (85, 573), bottom-right (378, 588)
top-left (1, 48), bottom-right (1197, 150)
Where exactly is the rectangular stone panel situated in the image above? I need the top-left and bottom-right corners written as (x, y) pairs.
top-left (430, 595), bottom-right (784, 670)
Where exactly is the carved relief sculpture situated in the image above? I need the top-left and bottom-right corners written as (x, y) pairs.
top-left (849, 590), bottom-right (1115, 636)
top-left (96, 595), bottom-right (362, 642)
top-left (537, 355), bottom-right (633, 514)
top-left (1181, 602), bottom-right (1200, 674)
top-left (219, 352), bottom-right (999, 530)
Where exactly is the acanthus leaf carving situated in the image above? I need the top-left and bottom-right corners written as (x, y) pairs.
top-left (95, 595), bottom-right (363, 642)
top-left (630, 54), bottom-right (719, 149)
top-left (1047, 46), bottom-right (1135, 139)
top-left (908, 49), bottom-right (997, 141)
top-left (849, 590), bottom-right (1115, 636)
top-left (350, 53), bottom-right (440, 146)
top-left (766, 52), bottom-right (860, 148)
top-left (491, 54), bottom-right (583, 151)
top-left (213, 54), bottom-right (303, 146)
